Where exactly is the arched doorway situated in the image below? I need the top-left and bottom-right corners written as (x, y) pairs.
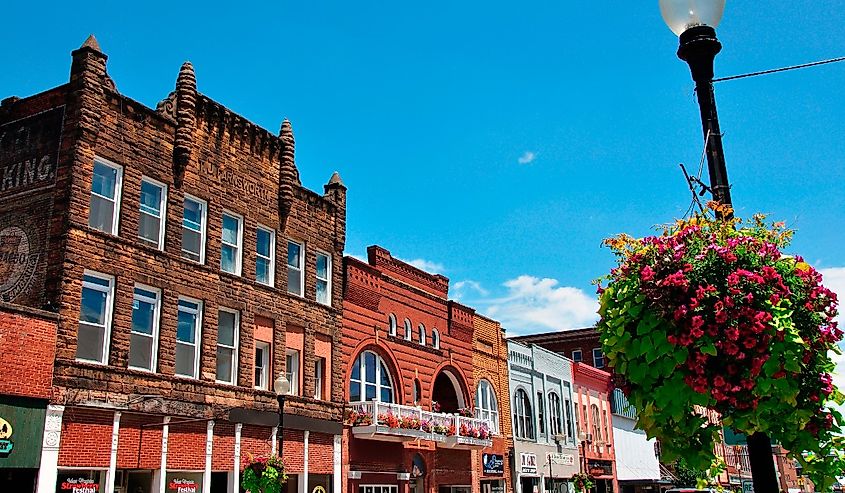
top-left (432, 369), bottom-right (466, 413)
top-left (409, 453), bottom-right (426, 493)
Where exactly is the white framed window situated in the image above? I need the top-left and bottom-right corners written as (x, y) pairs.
top-left (564, 397), bottom-right (575, 441)
top-left (387, 314), bottom-right (397, 337)
top-left (537, 391), bottom-right (546, 435)
top-left (138, 177), bottom-right (167, 249)
top-left (76, 271), bottom-right (115, 364)
top-left (129, 284), bottom-right (161, 372)
top-left (349, 350), bottom-right (394, 403)
top-left (220, 211), bottom-right (243, 275)
top-left (287, 240), bottom-right (304, 296)
top-left (572, 349), bottom-right (583, 363)
top-left (285, 349), bottom-right (300, 395)
top-left (175, 297), bottom-right (202, 378)
top-left (592, 348), bottom-right (605, 369)
top-left (359, 486), bottom-right (398, 493)
top-left (314, 357), bottom-right (326, 400)
top-left (256, 226), bottom-right (275, 286)
top-left (216, 309), bottom-right (239, 384)
top-left (475, 379), bottom-right (500, 434)
top-left (315, 251), bottom-right (331, 305)
top-left (431, 328), bottom-right (440, 349)
top-left (549, 392), bottom-right (563, 437)
top-left (182, 195), bottom-right (206, 263)
top-left (513, 388), bottom-right (534, 440)
top-left (404, 319), bottom-right (412, 341)
top-left (254, 341), bottom-right (270, 390)
top-left (418, 323), bottom-right (426, 345)
top-left (89, 158), bottom-right (123, 234)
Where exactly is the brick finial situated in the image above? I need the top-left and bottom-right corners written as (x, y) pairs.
top-left (278, 118), bottom-right (301, 220)
top-left (80, 34), bottom-right (102, 52)
top-left (173, 61), bottom-right (197, 188)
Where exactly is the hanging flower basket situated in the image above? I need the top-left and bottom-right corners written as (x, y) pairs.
top-left (596, 204), bottom-right (844, 490)
top-left (571, 472), bottom-right (593, 492)
top-left (242, 453), bottom-right (288, 493)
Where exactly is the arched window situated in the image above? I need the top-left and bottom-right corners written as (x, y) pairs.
top-left (431, 329), bottom-right (440, 349)
top-left (548, 392), bottom-right (563, 437)
top-left (475, 379), bottom-right (499, 434)
top-left (513, 388), bottom-right (534, 440)
top-left (388, 314), bottom-right (397, 337)
top-left (418, 323), bottom-right (426, 345)
top-left (349, 350), bottom-right (394, 403)
top-left (404, 319), bottom-right (412, 341)
top-left (413, 379), bottom-right (422, 406)
top-left (591, 404), bottom-right (601, 442)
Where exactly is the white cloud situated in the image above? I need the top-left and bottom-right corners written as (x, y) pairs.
top-left (452, 280), bottom-right (489, 301)
top-left (478, 275), bottom-right (599, 335)
top-left (403, 258), bottom-right (446, 274)
top-left (517, 151), bottom-right (536, 165)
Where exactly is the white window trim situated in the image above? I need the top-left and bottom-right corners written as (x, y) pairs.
top-left (404, 319), bottom-right (412, 341)
top-left (139, 176), bottom-right (167, 250)
top-left (176, 297), bottom-right (203, 379)
top-left (350, 350), bottom-right (395, 403)
top-left (128, 283), bottom-right (161, 372)
top-left (572, 349), bottom-right (583, 362)
top-left (431, 328), bottom-right (440, 349)
top-left (548, 392), bottom-right (563, 437)
top-left (256, 225), bottom-right (276, 287)
top-left (285, 349), bottom-right (300, 395)
top-left (418, 323), bottom-right (426, 346)
top-left (90, 157), bottom-right (123, 235)
top-left (182, 194), bottom-right (207, 264)
top-left (216, 308), bottom-right (239, 385)
top-left (76, 270), bottom-right (116, 365)
top-left (388, 314), bottom-right (397, 337)
top-left (475, 379), bottom-right (500, 434)
top-left (221, 210), bottom-right (243, 275)
top-left (314, 357), bottom-right (325, 400)
top-left (315, 250), bottom-right (332, 305)
top-left (254, 341), bottom-right (270, 390)
top-left (287, 240), bottom-right (305, 296)
top-left (592, 348), bottom-right (605, 368)
top-left (359, 486), bottom-right (399, 493)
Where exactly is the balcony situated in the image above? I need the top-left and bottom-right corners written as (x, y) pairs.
top-left (347, 401), bottom-right (493, 449)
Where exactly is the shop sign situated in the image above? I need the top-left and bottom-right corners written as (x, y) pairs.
top-left (0, 417), bottom-right (13, 455)
top-left (589, 467), bottom-right (605, 476)
top-left (168, 478), bottom-right (199, 493)
top-left (313, 487), bottom-right (326, 493)
top-left (482, 453), bottom-right (504, 475)
top-left (549, 453), bottom-right (574, 466)
top-left (741, 480), bottom-right (754, 493)
top-left (59, 478), bottom-right (99, 493)
top-left (520, 453), bottom-right (537, 474)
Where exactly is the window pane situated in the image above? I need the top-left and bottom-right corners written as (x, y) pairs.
top-left (80, 286), bottom-right (107, 324)
top-left (139, 214), bottom-right (160, 243)
top-left (316, 280), bottom-right (328, 304)
top-left (183, 198), bottom-right (202, 230)
top-left (216, 346), bottom-right (234, 382)
top-left (365, 384), bottom-right (376, 401)
top-left (351, 357), bottom-right (361, 380)
top-left (350, 382), bottom-right (361, 401)
top-left (92, 162), bottom-right (117, 198)
top-left (131, 297), bottom-right (155, 335)
top-left (256, 258), bottom-right (271, 285)
top-left (175, 344), bottom-right (195, 377)
top-left (76, 323), bottom-right (105, 362)
top-left (218, 311), bottom-right (236, 346)
top-left (316, 254), bottom-right (328, 278)
top-left (257, 229), bottom-right (271, 257)
top-left (287, 242), bottom-right (301, 267)
top-left (364, 352), bottom-right (376, 384)
top-left (129, 333), bottom-right (153, 370)
top-left (140, 180), bottom-right (162, 216)
top-left (182, 229), bottom-right (201, 260)
top-left (379, 361), bottom-right (391, 387)
top-left (177, 310), bottom-right (197, 343)
top-left (380, 388), bottom-right (392, 403)
top-left (221, 245), bottom-right (236, 273)
top-left (222, 215), bottom-right (239, 244)
top-left (287, 269), bottom-right (302, 295)
top-left (89, 195), bottom-right (114, 232)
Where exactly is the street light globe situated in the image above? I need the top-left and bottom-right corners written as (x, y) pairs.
top-left (274, 375), bottom-right (291, 395)
top-left (659, 0), bottom-right (725, 36)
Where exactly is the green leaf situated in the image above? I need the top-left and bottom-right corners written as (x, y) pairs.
top-left (700, 343), bottom-right (717, 356)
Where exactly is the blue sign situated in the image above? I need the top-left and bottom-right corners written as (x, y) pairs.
top-left (482, 453), bottom-right (504, 475)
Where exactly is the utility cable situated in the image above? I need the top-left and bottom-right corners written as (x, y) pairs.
top-left (713, 56), bottom-right (845, 83)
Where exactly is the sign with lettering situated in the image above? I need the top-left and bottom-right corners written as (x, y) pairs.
top-left (59, 477), bottom-right (100, 492)
top-left (520, 453), bottom-right (537, 474)
top-left (549, 453), bottom-right (574, 466)
top-left (482, 453), bottom-right (504, 475)
top-left (741, 480), bottom-right (754, 493)
top-left (168, 478), bottom-right (198, 493)
top-left (0, 107), bottom-right (63, 198)
top-left (0, 417), bottom-right (13, 456)
top-left (203, 161), bottom-right (273, 206)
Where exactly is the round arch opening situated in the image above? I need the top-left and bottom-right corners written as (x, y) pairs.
top-left (432, 369), bottom-right (466, 413)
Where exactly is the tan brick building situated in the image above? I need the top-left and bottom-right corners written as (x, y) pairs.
top-left (0, 36), bottom-right (346, 493)
top-left (471, 315), bottom-right (512, 493)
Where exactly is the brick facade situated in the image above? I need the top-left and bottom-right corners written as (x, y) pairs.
top-left (0, 303), bottom-right (58, 400)
top-left (342, 246), bottom-right (488, 493)
top-left (572, 363), bottom-right (617, 493)
top-left (2, 36), bottom-right (345, 493)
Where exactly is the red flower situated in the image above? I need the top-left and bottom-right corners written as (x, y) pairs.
top-left (640, 266), bottom-right (655, 281)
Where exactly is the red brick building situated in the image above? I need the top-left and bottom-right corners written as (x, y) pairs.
top-left (572, 363), bottom-right (616, 493)
top-left (342, 246), bottom-right (495, 493)
top-left (0, 303), bottom-right (59, 490)
top-left (1, 37), bottom-right (346, 493)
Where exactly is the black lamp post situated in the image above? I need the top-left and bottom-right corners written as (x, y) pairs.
top-left (274, 375), bottom-right (291, 456)
top-left (659, 1), bottom-right (777, 491)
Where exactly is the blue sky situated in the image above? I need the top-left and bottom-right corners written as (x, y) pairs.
top-left (1, 1), bottom-right (843, 339)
